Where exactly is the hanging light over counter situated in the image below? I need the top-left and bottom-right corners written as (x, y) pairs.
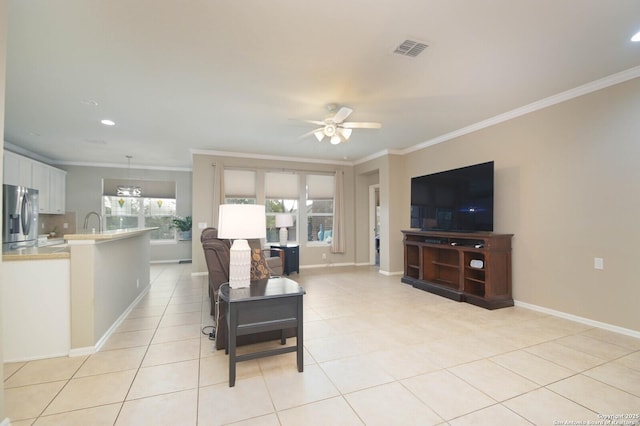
top-left (116, 155), bottom-right (142, 197)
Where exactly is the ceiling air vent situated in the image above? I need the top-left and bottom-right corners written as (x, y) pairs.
top-left (393, 39), bottom-right (428, 57)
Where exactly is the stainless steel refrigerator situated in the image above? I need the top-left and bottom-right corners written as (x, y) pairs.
top-left (3, 184), bottom-right (39, 249)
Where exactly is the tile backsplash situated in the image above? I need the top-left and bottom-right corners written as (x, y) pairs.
top-left (39, 212), bottom-right (77, 236)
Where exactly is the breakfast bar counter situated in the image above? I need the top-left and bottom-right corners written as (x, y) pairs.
top-left (66, 227), bottom-right (156, 356)
top-left (1, 227), bottom-right (156, 361)
top-left (64, 227), bottom-right (156, 242)
top-left (2, 244), bottom-right (70, 261)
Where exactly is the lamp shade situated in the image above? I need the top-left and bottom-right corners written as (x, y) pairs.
top-left (275, 213), bottom-right (294, 228)
top-left (218, 204), bottom-right (266, 239)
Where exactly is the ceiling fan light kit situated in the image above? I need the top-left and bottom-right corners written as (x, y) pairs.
top-left (301, 104), bottom-right (381, 145)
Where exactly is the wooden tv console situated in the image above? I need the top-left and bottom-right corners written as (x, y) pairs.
top-left (401, 230), bottom-right (513, 309)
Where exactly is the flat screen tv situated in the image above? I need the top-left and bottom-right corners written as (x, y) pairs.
top-left (410, 161), bottom-right (494, 232)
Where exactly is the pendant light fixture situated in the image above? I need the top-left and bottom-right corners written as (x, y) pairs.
top-left (116, 155), bottom-right (142, 197)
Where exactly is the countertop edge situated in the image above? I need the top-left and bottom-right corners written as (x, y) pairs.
top-left (3, 252), bottom-right (71, 261)
top-left (64, 227), bottom-right (158, 242)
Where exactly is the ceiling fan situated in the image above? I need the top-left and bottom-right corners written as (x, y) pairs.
top-left (300, 104), bottom-right (381, 145)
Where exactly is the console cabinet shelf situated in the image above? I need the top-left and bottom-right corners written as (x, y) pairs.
top-left (401, 230), bottom-right (513, 309)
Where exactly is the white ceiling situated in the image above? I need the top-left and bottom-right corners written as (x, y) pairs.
top-left (4, 0), bottom-right (640, 169)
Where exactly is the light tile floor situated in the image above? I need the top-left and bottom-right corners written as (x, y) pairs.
top-left (4, 264), bottom-right (640, 425)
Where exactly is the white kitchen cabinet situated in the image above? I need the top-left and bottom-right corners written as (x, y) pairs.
top-left (3, 150), bottom-right (67, 214)
top-left (32, 161), bottom-right (51, 213)
top-left (3, 150), bottom-right (33, 187)
top-left (2, 258), bottom-right (71, 361)
top-left (49, 167), bottom-right (66, 214)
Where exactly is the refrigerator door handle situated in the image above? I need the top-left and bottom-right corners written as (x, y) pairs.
top-left (21, 192), bottom-right (32, 236)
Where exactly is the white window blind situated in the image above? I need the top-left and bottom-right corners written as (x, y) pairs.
top-left (265, 172), bottom-right (298, 198)
top-left (307, 174), bottom-right (334, 199)
top-left (103, 179), bottom-right (176, 198)
top-left (224, 169), bottom-right (256, 198)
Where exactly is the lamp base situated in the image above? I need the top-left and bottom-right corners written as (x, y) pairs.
top-left (228, 239), bottom-right (251, 288)
top-left (279, 227), bottom-right (288, 246)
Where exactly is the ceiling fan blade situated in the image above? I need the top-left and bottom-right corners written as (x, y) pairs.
top-left (299, 127), bottom-right (325, 140)
top-left (332, 107), bottom-right (353, 124)
top-left (342, 121), bottom-right (382, 129)
top-left (304, 120), bottom-right (327, 126)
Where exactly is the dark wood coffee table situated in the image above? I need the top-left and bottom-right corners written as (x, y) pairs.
top-left (219, 277), bottom-right (305, 387)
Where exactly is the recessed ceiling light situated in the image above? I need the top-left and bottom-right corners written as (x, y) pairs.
top-left (101, 119), bottom-right (115, 126)
top-left (81, 99), bottom-right (99, 106)
top-left (632, 31), bottom-right (640, 42)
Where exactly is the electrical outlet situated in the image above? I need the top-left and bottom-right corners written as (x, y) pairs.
top-left (322, 253), bottom-right (327, 260)
top-left (594, 257), bottom-right (604, 270)
top-left (63, 223), bottom-right (68, 229)
top-left (198, 222), bottom-right (207, 229)
top-left (136, 279), bottom-right (140, 288)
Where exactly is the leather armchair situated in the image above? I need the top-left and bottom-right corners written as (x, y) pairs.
top-left (200, 227), bottom-right (231, 316)
top-left (200, 227), bottom-right (293, 350)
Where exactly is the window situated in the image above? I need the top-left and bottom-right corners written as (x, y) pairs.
top-left (103, 196), bottom-right (176, 241)
top-left (224, 169), bottom-right (256, 205)
top-left (306, 174), bottom-right (334, 244)
top-left (102, 178), bottom-right (178, 242)
top-left (265, 172), bottom-right (299, 243)
top-left (265, 199), bottom-right (298, 243)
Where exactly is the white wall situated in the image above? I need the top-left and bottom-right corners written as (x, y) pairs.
top-left (0, 0), bottom-right (8, 419)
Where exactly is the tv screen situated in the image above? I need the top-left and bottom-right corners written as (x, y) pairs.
top-left (410, 161), bottom-right (494, 232)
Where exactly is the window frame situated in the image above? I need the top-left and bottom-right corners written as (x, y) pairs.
top-left (102, 195), bottom-right (178, 243)
top-left (305, 174), bottom-right (335, 247)
top-left (265, 198), bottom-right (298, 244)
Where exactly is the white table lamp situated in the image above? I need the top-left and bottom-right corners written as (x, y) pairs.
top-left (218, 204), bottom-right (266, 288)
top-left (275, 213), bottom-right (294, 246)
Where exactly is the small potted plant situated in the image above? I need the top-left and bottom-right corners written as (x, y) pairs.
top-left (171, 216), bottom-right (192, 240)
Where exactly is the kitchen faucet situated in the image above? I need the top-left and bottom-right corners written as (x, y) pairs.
top-left (83, 211), bottom-right (103, 233)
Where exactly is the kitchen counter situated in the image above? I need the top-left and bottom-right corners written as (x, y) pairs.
top-left (2, 243), bottom-right (70, 261)
top-left (1, 228), bottom-right (156, 260)
top-left (2, 227), bottom-right (157, 362)
top-left (67, 227), bottom-right (155, 354)
top-left (64, 227), bottom-right (157, 242)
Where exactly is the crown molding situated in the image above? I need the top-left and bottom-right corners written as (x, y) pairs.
top-left (56, 161), bottom-right (192, 172)
top-left (190, 148), bottom-right (353, 166)
top-left (353, 148), bottom-right (404, 166)
top-left (401, 65), bottom-right (640, 156)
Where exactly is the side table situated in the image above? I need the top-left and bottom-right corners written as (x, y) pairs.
top-left (270, 244), bottom-right (299, 275)
top-left (219, 277), bottom-right (305, 387)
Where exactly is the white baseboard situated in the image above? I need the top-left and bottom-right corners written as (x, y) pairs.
top-left (379, 269), bottom-right (403, 276)
top-left (69, 284), bottom-right (151, 357)
top-left (191, 271), bottom-right (208, 277)
top-left (300, 262), bottom-right (355, 269)
top-left (515, 300), bottom-right (640, 339)
top-left (3, 351), bottom-right (70, 363)
top-left (94, 284), bottom-right (151, 352)
top-left (68, 346), bottom-right (96, 357)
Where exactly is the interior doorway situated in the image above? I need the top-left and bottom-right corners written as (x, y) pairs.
top-left (369, 184), bottom-right (380, 266)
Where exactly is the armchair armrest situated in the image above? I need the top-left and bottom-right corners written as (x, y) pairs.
top-left (263, 247), bottom-right (284, 276)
